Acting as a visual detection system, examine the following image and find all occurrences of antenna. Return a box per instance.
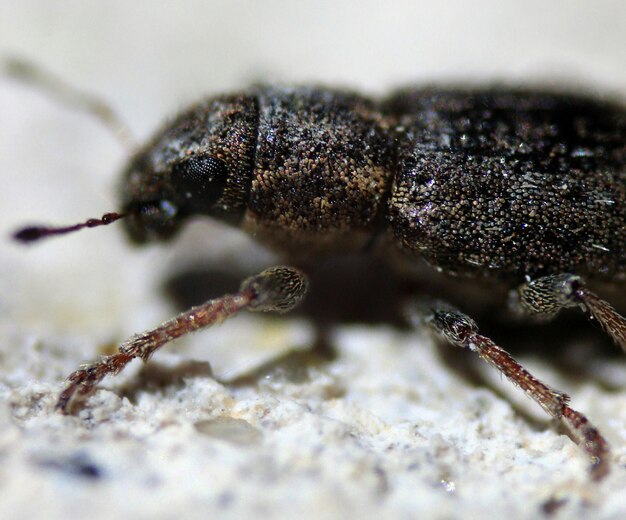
[3,56,136,151]
[13,212,126,243]
[5,58,136,244]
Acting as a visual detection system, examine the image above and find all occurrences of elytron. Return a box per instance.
[14,80,626,480]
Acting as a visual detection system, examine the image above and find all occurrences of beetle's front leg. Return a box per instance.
[57,267,308,414]
[512,273,626,352]
[406,300,610,481]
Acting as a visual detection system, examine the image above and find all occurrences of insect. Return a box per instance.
[13,74,626,481]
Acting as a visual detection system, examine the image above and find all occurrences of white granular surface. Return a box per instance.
[1,2,626,519]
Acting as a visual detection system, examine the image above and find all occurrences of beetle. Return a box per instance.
[14,81,626,481]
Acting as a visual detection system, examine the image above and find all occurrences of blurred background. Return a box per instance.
[0,0,624,332]
[0,0,625,338]
[0,3,625,517]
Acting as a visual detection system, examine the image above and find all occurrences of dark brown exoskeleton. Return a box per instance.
[14,83,626,481]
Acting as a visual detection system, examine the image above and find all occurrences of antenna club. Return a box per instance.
[13,227,47,243]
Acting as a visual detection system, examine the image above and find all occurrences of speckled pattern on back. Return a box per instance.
[243,86,395,257]
[386,89,626,280]
[118,86,626,283]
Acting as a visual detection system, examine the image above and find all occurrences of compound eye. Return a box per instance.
[172,155,228,212]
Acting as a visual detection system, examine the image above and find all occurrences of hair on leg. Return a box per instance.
[406,299,610,481]
[57,267,308,414]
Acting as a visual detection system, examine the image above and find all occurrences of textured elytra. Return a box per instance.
[120,86,626,285]
[386,90,626,281]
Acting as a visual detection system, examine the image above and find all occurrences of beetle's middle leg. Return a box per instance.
[56,266,308,414]
[512,273,626,352]
[406,299,610,481]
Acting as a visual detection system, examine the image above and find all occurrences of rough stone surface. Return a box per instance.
[1,2,626,520]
